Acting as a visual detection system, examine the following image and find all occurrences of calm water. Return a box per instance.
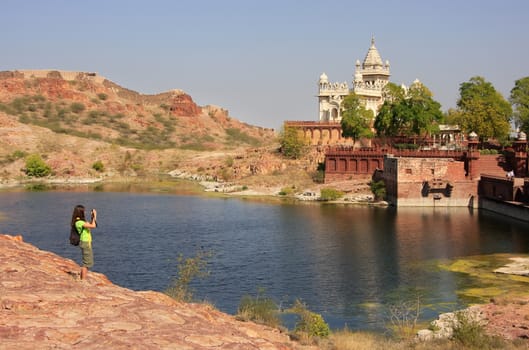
[1,190,529,330]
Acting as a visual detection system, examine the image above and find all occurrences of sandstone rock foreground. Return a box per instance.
[0,234,301,349]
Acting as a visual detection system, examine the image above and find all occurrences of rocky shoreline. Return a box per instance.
[0,234,310,349]
[0,177,105,189]
[0,174,381,206]
[3,233,529,349]
[417,256,529,342]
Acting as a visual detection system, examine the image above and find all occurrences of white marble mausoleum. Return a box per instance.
[318,37,390,122]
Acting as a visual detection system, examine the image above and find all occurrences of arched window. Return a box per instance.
[331,108,338,120]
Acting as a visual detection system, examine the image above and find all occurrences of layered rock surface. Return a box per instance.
[0,234,304,349]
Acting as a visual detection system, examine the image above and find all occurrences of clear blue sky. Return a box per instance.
[2,0,528,129]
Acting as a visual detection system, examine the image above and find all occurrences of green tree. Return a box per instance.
[510,76,529,134]
[381,81,406,103]
[444,108,463,125]
[455,76,512,144]
[24,154,51,177]
[374,101,397,138]
[340,93,374,146]
[279,125,309,159]
[374,81,442,139]
[375,83,406,138]
[405,81,443,137]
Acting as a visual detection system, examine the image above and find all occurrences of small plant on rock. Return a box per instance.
[24,154,51,177]
[370,180,386,201]
[7,150,27,162]
[312,162,325,183]
[319,188,343,201]
[237,288,281,328]
[451,310,503,349]
[279,186,296,196]
[92,160,105,172]
[70,102,85,113]
[225,156,234,167]
[290,299,330,338]
[165,250,212,302]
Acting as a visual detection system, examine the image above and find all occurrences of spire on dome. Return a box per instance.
[363,36,383,68]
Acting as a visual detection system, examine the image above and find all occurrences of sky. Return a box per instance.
[1,0,528,130]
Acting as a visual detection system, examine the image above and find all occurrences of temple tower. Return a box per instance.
[352,37,391,115]
[317,37,390,122]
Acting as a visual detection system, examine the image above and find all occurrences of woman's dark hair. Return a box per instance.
[71,205,86,227]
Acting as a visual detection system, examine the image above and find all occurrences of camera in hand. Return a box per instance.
[91,209,97,227]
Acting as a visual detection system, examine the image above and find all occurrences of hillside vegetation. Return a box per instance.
[0,71,272,150]
[0,70,317,187]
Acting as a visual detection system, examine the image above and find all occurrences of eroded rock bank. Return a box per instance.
[0,234,309,349]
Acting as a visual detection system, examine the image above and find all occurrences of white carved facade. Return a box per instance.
[318,38,390,122]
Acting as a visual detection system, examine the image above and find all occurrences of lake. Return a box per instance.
[1,189,529,331]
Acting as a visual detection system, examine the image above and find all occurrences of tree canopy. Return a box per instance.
[374,81,443,138]
[340,92,374,146]
[381,81,406,103]
[453,76,512,143]
[279,125,309,159]
[510,76,529,135]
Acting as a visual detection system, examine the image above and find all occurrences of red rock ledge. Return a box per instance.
[0,234,304,349]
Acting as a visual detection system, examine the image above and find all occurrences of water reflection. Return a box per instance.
[1,192,529,330]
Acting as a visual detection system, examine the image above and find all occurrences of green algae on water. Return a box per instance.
[439,254,529,304]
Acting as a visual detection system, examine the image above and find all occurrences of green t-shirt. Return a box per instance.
[75,220,92,243]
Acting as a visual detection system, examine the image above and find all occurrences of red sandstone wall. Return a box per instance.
[396,180,477,207]
[392,157,466,182]
[384,157,478,207]
[474,154,508,178]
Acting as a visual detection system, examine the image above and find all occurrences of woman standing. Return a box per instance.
[71,205,97,280]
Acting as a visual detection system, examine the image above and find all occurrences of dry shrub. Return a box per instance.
[329,331,390,350]
[387,295,421,340]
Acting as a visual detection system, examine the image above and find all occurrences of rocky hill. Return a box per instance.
[0,70,273,149]
[0,234,314,349]
[0,70,327,189]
